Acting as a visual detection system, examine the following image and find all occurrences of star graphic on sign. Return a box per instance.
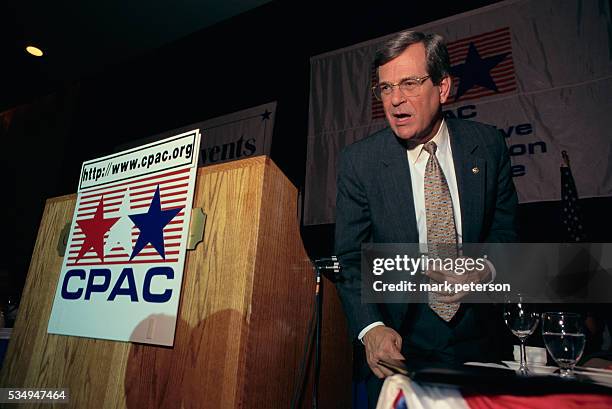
[261,109,271,120]
[104,188,135,256]
[450,42,509,101]
[129,185,183,260]
[76,197,120,262]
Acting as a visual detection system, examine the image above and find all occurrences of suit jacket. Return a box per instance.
[334,118,518,369]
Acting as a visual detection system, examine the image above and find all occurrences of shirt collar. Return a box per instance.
[406,119,449,165]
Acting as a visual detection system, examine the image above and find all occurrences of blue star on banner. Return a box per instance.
[261,109,271,120]
[129,186,183,260]
[450,42,509,101]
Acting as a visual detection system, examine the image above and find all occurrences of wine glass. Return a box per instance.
[504,294,540,375]
[542,312,585,378]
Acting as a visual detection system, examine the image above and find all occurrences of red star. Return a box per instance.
[76,197,119,262]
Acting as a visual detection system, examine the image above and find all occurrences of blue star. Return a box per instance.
[129,186,182,260]
[450,42,509,101]
[261,109,271,120]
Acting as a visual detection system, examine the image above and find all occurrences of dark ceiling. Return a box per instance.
[1,0,272,112]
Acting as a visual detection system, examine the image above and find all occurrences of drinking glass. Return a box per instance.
[542,312,585,378]
[504,294,540,375]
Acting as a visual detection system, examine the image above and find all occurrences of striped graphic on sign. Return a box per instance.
[66,167,190,266]
[371,65,386,120]
[447,27,516,103]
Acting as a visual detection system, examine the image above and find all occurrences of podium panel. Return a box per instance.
[1,156,351,408]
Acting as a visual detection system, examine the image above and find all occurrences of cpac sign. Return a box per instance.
[61,267,174,303]
[48,130,201,346]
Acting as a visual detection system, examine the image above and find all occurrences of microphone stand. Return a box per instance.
[311,257,340,409]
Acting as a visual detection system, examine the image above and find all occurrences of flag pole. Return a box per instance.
[561,150,570,167]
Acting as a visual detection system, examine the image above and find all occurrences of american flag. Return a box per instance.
[66,167,190,266]
[561,151,586,242]
[447,27,516,103]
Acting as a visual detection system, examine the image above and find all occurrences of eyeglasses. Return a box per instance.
[372,75,431,100]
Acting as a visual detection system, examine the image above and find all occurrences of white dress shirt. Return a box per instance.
[358,119,462,342]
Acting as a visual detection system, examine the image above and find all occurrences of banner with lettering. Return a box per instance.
[304,0,612,225]
[48,130,201,346]
[118,102,276,167]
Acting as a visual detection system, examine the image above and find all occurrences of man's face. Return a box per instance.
[378,43,451,142]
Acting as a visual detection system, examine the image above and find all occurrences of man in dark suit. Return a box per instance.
[334,30,518,405]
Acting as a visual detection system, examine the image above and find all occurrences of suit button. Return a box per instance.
[472,167,480,174]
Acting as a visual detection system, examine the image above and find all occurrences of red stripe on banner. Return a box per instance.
[66,259,179,266]
[130,188,188,201]
[68,247,181,256]
[67,250,180,261]
[446,27,509,49]
[489,74,517,84]
[69,240,182,250]
[81,187,127,201]
[130,200,186,210]
[450,45,512,63]
[371,65,384,120]
[448,35,512,53]
[77,182,187,210]
[115,175,190,196]
[163,235,182,240]
[131,239,183,244]
[71,222,185,237]
[71,224,185,242]
[122,230,185,237]
[76,207,121,218]
[80,192,125,206]
[490,64,515,75]
[448,36,511,55]
[130,196,186,207]
[130,182,189,196]
[77,201,122,212]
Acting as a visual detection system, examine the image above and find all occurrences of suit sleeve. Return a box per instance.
[485,131,519,243]
[334,148,383,340]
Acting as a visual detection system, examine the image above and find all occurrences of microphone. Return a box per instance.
[313,256,342,282]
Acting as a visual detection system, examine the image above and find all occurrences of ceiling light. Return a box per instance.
[26,46,44,57]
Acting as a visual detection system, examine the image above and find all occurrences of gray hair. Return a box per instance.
[374,30,451,85]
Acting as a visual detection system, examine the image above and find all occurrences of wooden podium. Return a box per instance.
[0,157,352,408]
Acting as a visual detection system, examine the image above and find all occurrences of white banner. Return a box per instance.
[48,130,201,346]
[305,0,612,225]
[196,102,276,166]
[120,102,277,167]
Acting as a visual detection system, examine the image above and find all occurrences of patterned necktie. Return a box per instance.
[423,141,460,321]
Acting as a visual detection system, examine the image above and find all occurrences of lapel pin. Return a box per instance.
[472,166,480,174]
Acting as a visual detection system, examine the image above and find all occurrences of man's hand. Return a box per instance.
[362,326,404,379]
[425,257,492,302]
